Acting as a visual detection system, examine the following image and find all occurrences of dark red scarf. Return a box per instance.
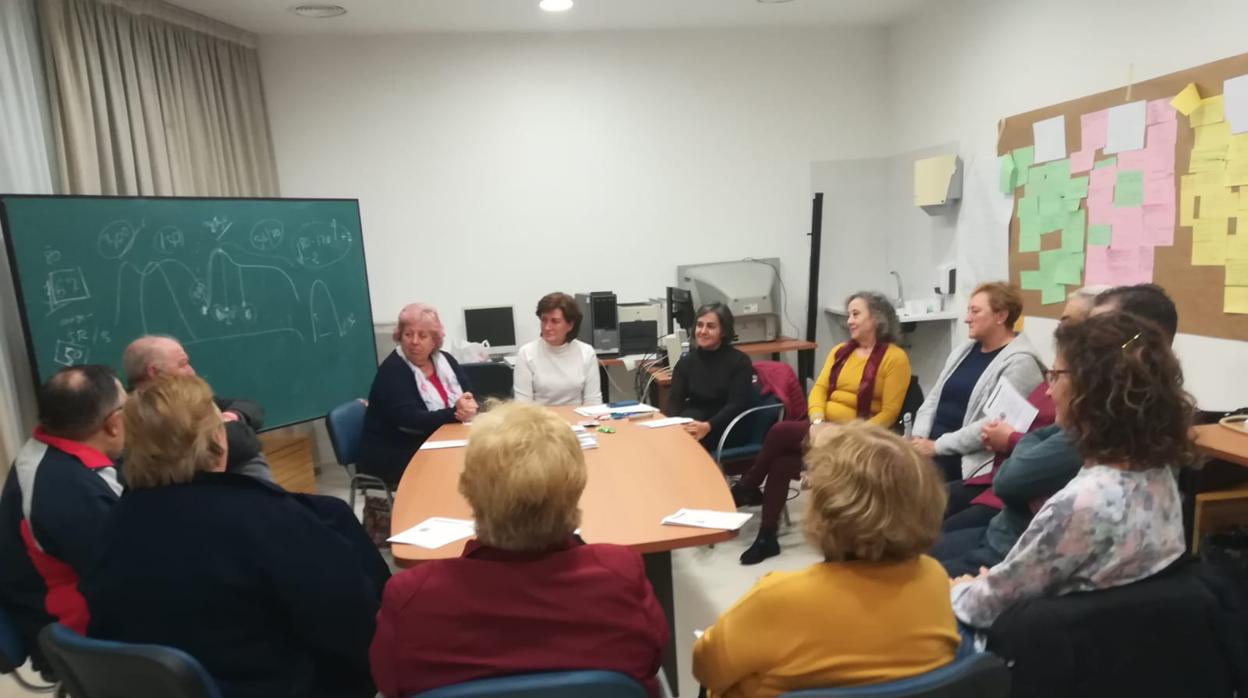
[826,341,889,418]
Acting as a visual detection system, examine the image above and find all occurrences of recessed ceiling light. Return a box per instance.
[291,4,347,18]
[539,0,574,12]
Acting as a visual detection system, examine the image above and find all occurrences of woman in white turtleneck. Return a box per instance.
[513,292,603,406]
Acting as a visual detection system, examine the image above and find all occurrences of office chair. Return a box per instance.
[38,624,221,698]
[410,669,648,698]
[325,399,393,509]
[0,602,55,692]
[779,653,1010,698]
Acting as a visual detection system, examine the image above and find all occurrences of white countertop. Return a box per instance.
[825,307,959,323]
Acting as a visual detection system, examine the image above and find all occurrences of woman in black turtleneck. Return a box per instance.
[665,303,754,450]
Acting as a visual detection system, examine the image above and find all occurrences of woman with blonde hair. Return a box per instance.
[359,302,478,486]
[694,422,959,698]
[371,402,667,697]
[83,375,388,698]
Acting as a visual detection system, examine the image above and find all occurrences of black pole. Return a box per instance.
[802,193,823,387]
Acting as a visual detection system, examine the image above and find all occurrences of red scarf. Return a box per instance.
[826,341,889,419]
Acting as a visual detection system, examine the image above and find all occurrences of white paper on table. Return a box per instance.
[419,439,469,450]
[661,508,753,531]
[1224,74,1248,135]
[1032,115,1067,163]
[1105,100,1146,154]
[387,517,475,548]
[639,417,694,429]
[574,403,658,417]
[982,382,1039,433]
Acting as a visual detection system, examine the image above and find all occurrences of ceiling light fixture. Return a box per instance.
[539,0,574,12]
[291,4,347,19]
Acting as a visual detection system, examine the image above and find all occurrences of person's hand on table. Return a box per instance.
[455,392,478,423]
[683,420,711,441]
[910,437,936,458]
[980,418,1016,452]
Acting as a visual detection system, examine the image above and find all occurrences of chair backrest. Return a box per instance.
[895,376,924,432]
[410,670,648,698]
[779,653,1010,698]
[459,362,515,402]
[38,624,222,698]
[0,601,27,674]
[325,399,367,466]
[753,360,806,421]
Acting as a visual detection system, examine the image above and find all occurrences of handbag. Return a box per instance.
[362,493,392,548]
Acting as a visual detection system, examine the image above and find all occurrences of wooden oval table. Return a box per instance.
[391,406,738,695]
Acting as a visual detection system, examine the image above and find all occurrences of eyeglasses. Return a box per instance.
[1044,369,1071,384]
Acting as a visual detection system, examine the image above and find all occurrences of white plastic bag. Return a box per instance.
[444,337,492,364]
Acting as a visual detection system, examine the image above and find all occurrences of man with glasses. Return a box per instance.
[0,365,127,671]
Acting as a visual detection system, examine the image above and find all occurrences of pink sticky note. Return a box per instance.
[1116,149,1149,171]
[1144,173,1175,207]
[1147,120,1178,146]
[1110,207,1145,249]
[1147,98,1177,125]
[1081,110,1109,152]
[1143,203,1175,246]
[1087,199,1113,227]
[1144,146,1176,177]
[1070,149,1095,173]
[1085,245,1111,285]
[1136,246,1156,282]
[1105,247,1147,285]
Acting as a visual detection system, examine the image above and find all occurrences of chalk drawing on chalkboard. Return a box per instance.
[43,248,61,265]
[249,219,284,252]
[45,268,90,315]
[309,279,357,342]
[153,226,186,255]
[53,340,89,367]
[183,327,307,347]
[97,220,142,260]
[206,249,300,305]
[295,219,353,270]
[204,216,233,240]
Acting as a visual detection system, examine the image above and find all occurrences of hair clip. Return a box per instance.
[1121,332,1141,350]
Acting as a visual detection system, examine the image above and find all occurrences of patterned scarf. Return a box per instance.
[398,348,464,409]
[826,341,889,418]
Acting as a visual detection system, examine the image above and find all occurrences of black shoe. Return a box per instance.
[739,530,780,565]
[731,483,764,508]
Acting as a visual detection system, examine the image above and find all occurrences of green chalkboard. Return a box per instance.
[1,195,376,429]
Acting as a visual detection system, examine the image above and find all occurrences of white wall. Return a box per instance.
[887,0,1248,410]
[259,27,892,349]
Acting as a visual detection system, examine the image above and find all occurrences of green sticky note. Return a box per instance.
[1055,252,1084,284]
[1094,157,1118,169]
[1038,195,1065,218]
[1063,195,1083,212]
[1066,176,1089,199]
[1020,214,1044,239]
[1013,147,1035,186]
[1045,159,1072,183]
[1019,227,1041,253]
[1041,283,1067,305]
[1017,195,1039,220]
[1088,224,1112,246]
[1019,269,1044,291]
[1040,213,1065,234]
[1114,170,1145,207]
[1062,210,1086,252]
[999,154,1017,194]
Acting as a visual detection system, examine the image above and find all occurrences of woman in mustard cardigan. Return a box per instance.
[731,291,911,565]
[695,422,958,698]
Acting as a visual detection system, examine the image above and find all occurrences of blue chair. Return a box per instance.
[0,602,55,692]
[713,381,785,468]
[326,398,393,509]
[37,624,221,698]
[410,669,648,698]
[778,653,1010,698]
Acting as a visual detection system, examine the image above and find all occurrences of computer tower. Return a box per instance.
[575,292,619,355]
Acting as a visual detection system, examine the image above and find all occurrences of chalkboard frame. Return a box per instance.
[0,193,378,431]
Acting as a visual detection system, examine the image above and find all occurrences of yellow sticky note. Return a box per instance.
[1228,260,1248,285]
[1194,218,1229,265]
[1226,286,1248,314]
[1172,83,1203,116]
[1200,189,1240,219]
[1195,121,1232,152]
[1227,158,1248,187]
[1192,95,1226,127]
[1185,171,1225,195]
[1181,190,1197,226]
[1241,191,1248,212]
[1230,133,1248,159]
[1229,231,1248,260]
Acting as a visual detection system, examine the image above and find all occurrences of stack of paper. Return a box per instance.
[661,508,753,531]
[387,517,475,548]
[419,439,468,451]
[639,417,694,429]
[574,403,658,418]
[982,382,1039,432]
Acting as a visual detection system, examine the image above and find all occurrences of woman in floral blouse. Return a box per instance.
[950,311,1194,629]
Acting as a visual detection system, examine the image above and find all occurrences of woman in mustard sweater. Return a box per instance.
[695,422,958,698]
[732,291,911,564]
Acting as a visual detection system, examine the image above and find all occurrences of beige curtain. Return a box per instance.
[37,0,279,196]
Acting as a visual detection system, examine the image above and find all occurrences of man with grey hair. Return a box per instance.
[123,335,273,482]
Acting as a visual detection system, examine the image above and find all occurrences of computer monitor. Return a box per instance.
[666,286,694,334]
[463,306,517,354]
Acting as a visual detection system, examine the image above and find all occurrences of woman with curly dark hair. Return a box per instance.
[950,311,1194,629]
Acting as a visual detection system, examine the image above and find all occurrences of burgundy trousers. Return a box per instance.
[736,420,809,530]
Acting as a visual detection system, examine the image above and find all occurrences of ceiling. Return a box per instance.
[165,0,937,35]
